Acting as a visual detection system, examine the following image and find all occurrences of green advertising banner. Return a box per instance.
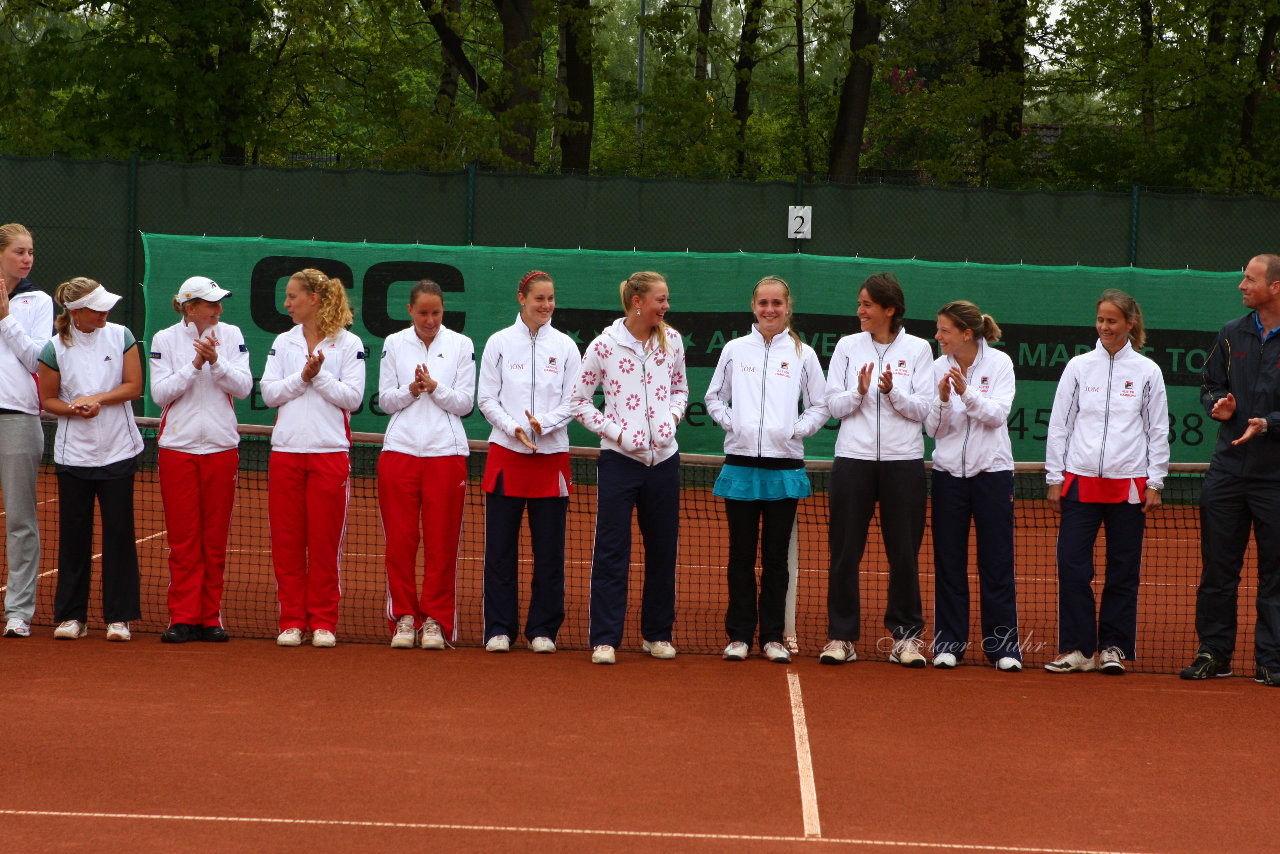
[141,234,1243,462]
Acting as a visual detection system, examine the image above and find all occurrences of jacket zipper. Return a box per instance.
[1098,349,1115,475]
[528,326,538,450]
[757,336,771,456]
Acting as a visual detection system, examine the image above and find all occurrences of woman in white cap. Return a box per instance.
[0,223,52,640]
[38,277,144,641]
[149,276,252,643]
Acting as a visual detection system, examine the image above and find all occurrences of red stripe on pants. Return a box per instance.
[269,451,350,633]
[378,451,466,639]
[159,448,239,626]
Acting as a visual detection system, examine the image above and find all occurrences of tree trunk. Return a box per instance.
[436,0,462,112]
[827,1,881,180]
[976,0,1026,172]
[796,0,812,174]
[1137,0,1156,141]
[559,0,594,172]
[422,0,541,167]
[1241,13,1280,156]
[695,0,713,82]
[731,0,765,176]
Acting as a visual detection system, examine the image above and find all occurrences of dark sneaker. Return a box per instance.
[1255,663,1280,687]
[1180,650,1232,680]
[201,625,230,642]
[161,623,199,644]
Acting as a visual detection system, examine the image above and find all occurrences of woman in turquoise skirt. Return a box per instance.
[704,277,829,662]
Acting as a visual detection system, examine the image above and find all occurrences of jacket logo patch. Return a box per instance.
[239,344,248,353]
[548,356,557,366]
[103,355,112,361]
[149,351,162,359]
[897,360,906,368]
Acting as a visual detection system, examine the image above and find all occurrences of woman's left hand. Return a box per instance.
[877,367,894,394]
[1141,487,1162,513]
[69,395,102,419]
[947,366,967,396]
[525,410,543,436]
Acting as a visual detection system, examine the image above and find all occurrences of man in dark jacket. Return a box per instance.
[1182,254,1280,686]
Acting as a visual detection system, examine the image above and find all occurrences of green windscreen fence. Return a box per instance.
[141,234,1239,463]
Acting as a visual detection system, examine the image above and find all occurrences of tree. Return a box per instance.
[827,1,882,180]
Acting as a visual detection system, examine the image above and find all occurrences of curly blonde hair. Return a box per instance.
[291,268,353,340]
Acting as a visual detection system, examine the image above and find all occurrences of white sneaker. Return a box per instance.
[642,639,677,659]
[276,628,304,647]
[4,618,31,638]
[1045,650,1096,673]
[105,622,131,642]
[819,639,855,664]
[591,644,616,664]
[312,629,336,648]
[890,636,926,668]
[1099,646,1126,674]
[54,619,87,639]
[419,618,445,650]
[528,636,556,654]
[485,634,511,653]
[723,641,749,661]
[763,641,791,663]
[390,616,416,649]
[784,635,800,656]
[932,652,957,669]
[995,656,1023,672]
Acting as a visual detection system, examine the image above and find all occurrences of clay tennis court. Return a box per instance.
[2,635,1271,852]
[1,431,1271,852]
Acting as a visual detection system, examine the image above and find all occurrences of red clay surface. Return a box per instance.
[1,635,1274,853]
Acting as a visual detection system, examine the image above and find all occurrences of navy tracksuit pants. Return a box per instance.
[482,476,568,644]
[931,469,1021,662]
[1055,479,1145,659]
[588,450,680,648]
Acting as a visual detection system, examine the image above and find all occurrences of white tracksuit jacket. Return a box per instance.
[149,320,253,453]
[825,328,934,461]
[477,316,581,456]
[924,340,1016,477]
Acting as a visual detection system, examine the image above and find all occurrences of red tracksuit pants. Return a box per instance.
[378,451,466,640]
[159,448,238,627]
[269,451,350,633]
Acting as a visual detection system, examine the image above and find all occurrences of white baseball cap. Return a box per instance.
[177,276,232,304]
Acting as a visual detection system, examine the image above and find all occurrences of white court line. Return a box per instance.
[788,670,821,837]
[0,809,1156,852]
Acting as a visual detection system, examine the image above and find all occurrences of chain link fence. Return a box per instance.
[2,154,1277,333]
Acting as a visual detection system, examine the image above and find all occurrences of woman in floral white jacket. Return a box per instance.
[571,271,688,665]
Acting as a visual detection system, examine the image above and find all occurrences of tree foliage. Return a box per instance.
[0,0,1277,192]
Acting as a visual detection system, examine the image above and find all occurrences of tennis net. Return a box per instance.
[5,417,1239,675]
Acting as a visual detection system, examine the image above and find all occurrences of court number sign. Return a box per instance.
[789,206,813,240]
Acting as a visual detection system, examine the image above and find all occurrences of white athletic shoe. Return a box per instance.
[419,618,446,650]
[54,620,87,640]
[4,618,31,638]
[1045,650,1096,673]
[890,637,926,668]
[1099,646,1126,674]
[995,657,1023,672]
[485,634,511,653]
[932,652,958,669]
[763,641,791,663]
[528,636,556,654]
[642,640,677,659]
[311,629,336,648]
[723,641,749,661]
[591,644,616,665]
[276,628,304,647]
[819,639,855,664]
[390,616,416,649]
[105,622,131,642]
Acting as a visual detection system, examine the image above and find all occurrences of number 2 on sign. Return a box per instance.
[788,205,812,240]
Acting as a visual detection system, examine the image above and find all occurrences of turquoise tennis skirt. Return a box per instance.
[712,463,812,501]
